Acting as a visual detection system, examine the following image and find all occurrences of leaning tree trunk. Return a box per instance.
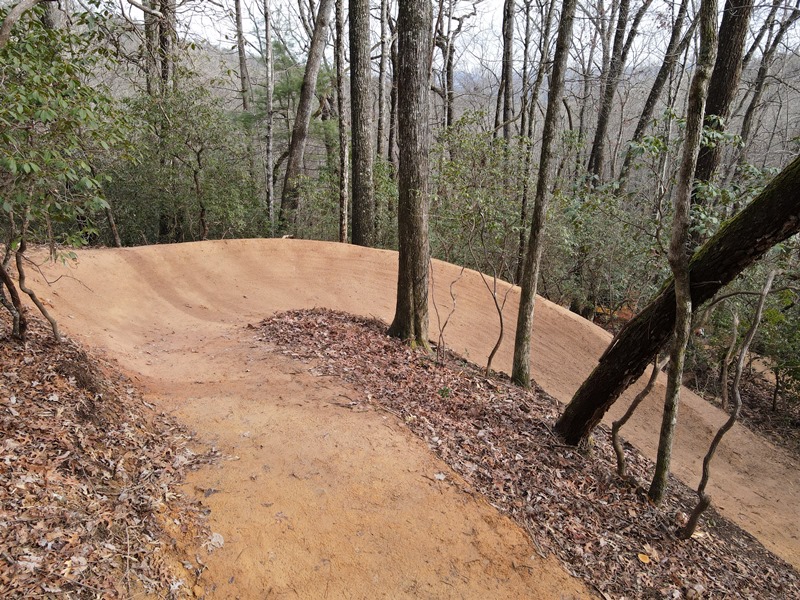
[387,0,432,348]
[511,0,578,387]
[280,0,334,229]
[349,0,376,247]
[555,153,800,445]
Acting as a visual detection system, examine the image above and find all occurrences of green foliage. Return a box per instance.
[103,85,263,244]
[430,113,522,280]
[294,172,340,241]
[755,276,800,406]
[0,3,128,246]
[540,183,668,320]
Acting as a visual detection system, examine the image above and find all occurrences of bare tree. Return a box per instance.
[618,0,693,186]
[586,0,655,183]
[512,0,579,387]
[680,270,776,538]
[280,0,335,229]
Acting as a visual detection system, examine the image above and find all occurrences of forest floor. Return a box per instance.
[5,238,799,597]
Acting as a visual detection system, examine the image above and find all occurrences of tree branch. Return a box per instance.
[0,0,44,50]
[126,0,164,18]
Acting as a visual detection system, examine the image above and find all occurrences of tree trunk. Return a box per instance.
[719,310,739,410]
[335,0,349,243]
[618,0,692,186]
[555,152,800,445]
[158,0,176,92]
[388,0,432,348]
[500,0,515,142]
[106,207,122,247]
[587,0,654,183]
[0,0,42,51]
[586,0,630,183]
[349,0,376,246]
[144,0,159,95]
[377,0,389,157]
[280,0,335,229]
[511,0,578,387]
[387,29,399,170]
[648,0,717,505]
[0,262,27,339]
[517,0,556,284]
[235,0,253,111]
[264,0,275,226]
[692,0,753,186]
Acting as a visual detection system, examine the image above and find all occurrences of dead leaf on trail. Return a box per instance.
[205,532,225,553]
[637,553,651,564]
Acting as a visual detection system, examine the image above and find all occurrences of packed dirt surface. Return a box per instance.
[31,239,591,598]
[30,239,799,587]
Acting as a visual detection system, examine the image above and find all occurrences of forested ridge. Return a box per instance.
[1,0,800,595]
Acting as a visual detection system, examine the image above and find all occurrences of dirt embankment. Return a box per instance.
[29,239,799,589]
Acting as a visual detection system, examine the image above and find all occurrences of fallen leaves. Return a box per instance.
[259,308,800,599]
[1,318,216,598]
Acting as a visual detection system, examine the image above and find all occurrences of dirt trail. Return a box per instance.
[31,239,799,580]
[32,239,590,599]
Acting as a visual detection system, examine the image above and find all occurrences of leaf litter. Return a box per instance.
[258,308,799,599]
[1,318,218,598]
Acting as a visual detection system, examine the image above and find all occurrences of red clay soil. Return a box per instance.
[29,239,799,592]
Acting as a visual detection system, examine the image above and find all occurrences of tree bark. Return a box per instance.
[512,0,578,386]
[692,0,753,185]
[235,0,253,111]
[555,153,800,445]
[264,0,275,226]
[587,0,654,183]
[377,0,389,157]
[335,0,349,243]
[388,0,432,347]
[500,0,515,142]
[0,0,42,51]
[280,0,335,229]
[349,0,376,246]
